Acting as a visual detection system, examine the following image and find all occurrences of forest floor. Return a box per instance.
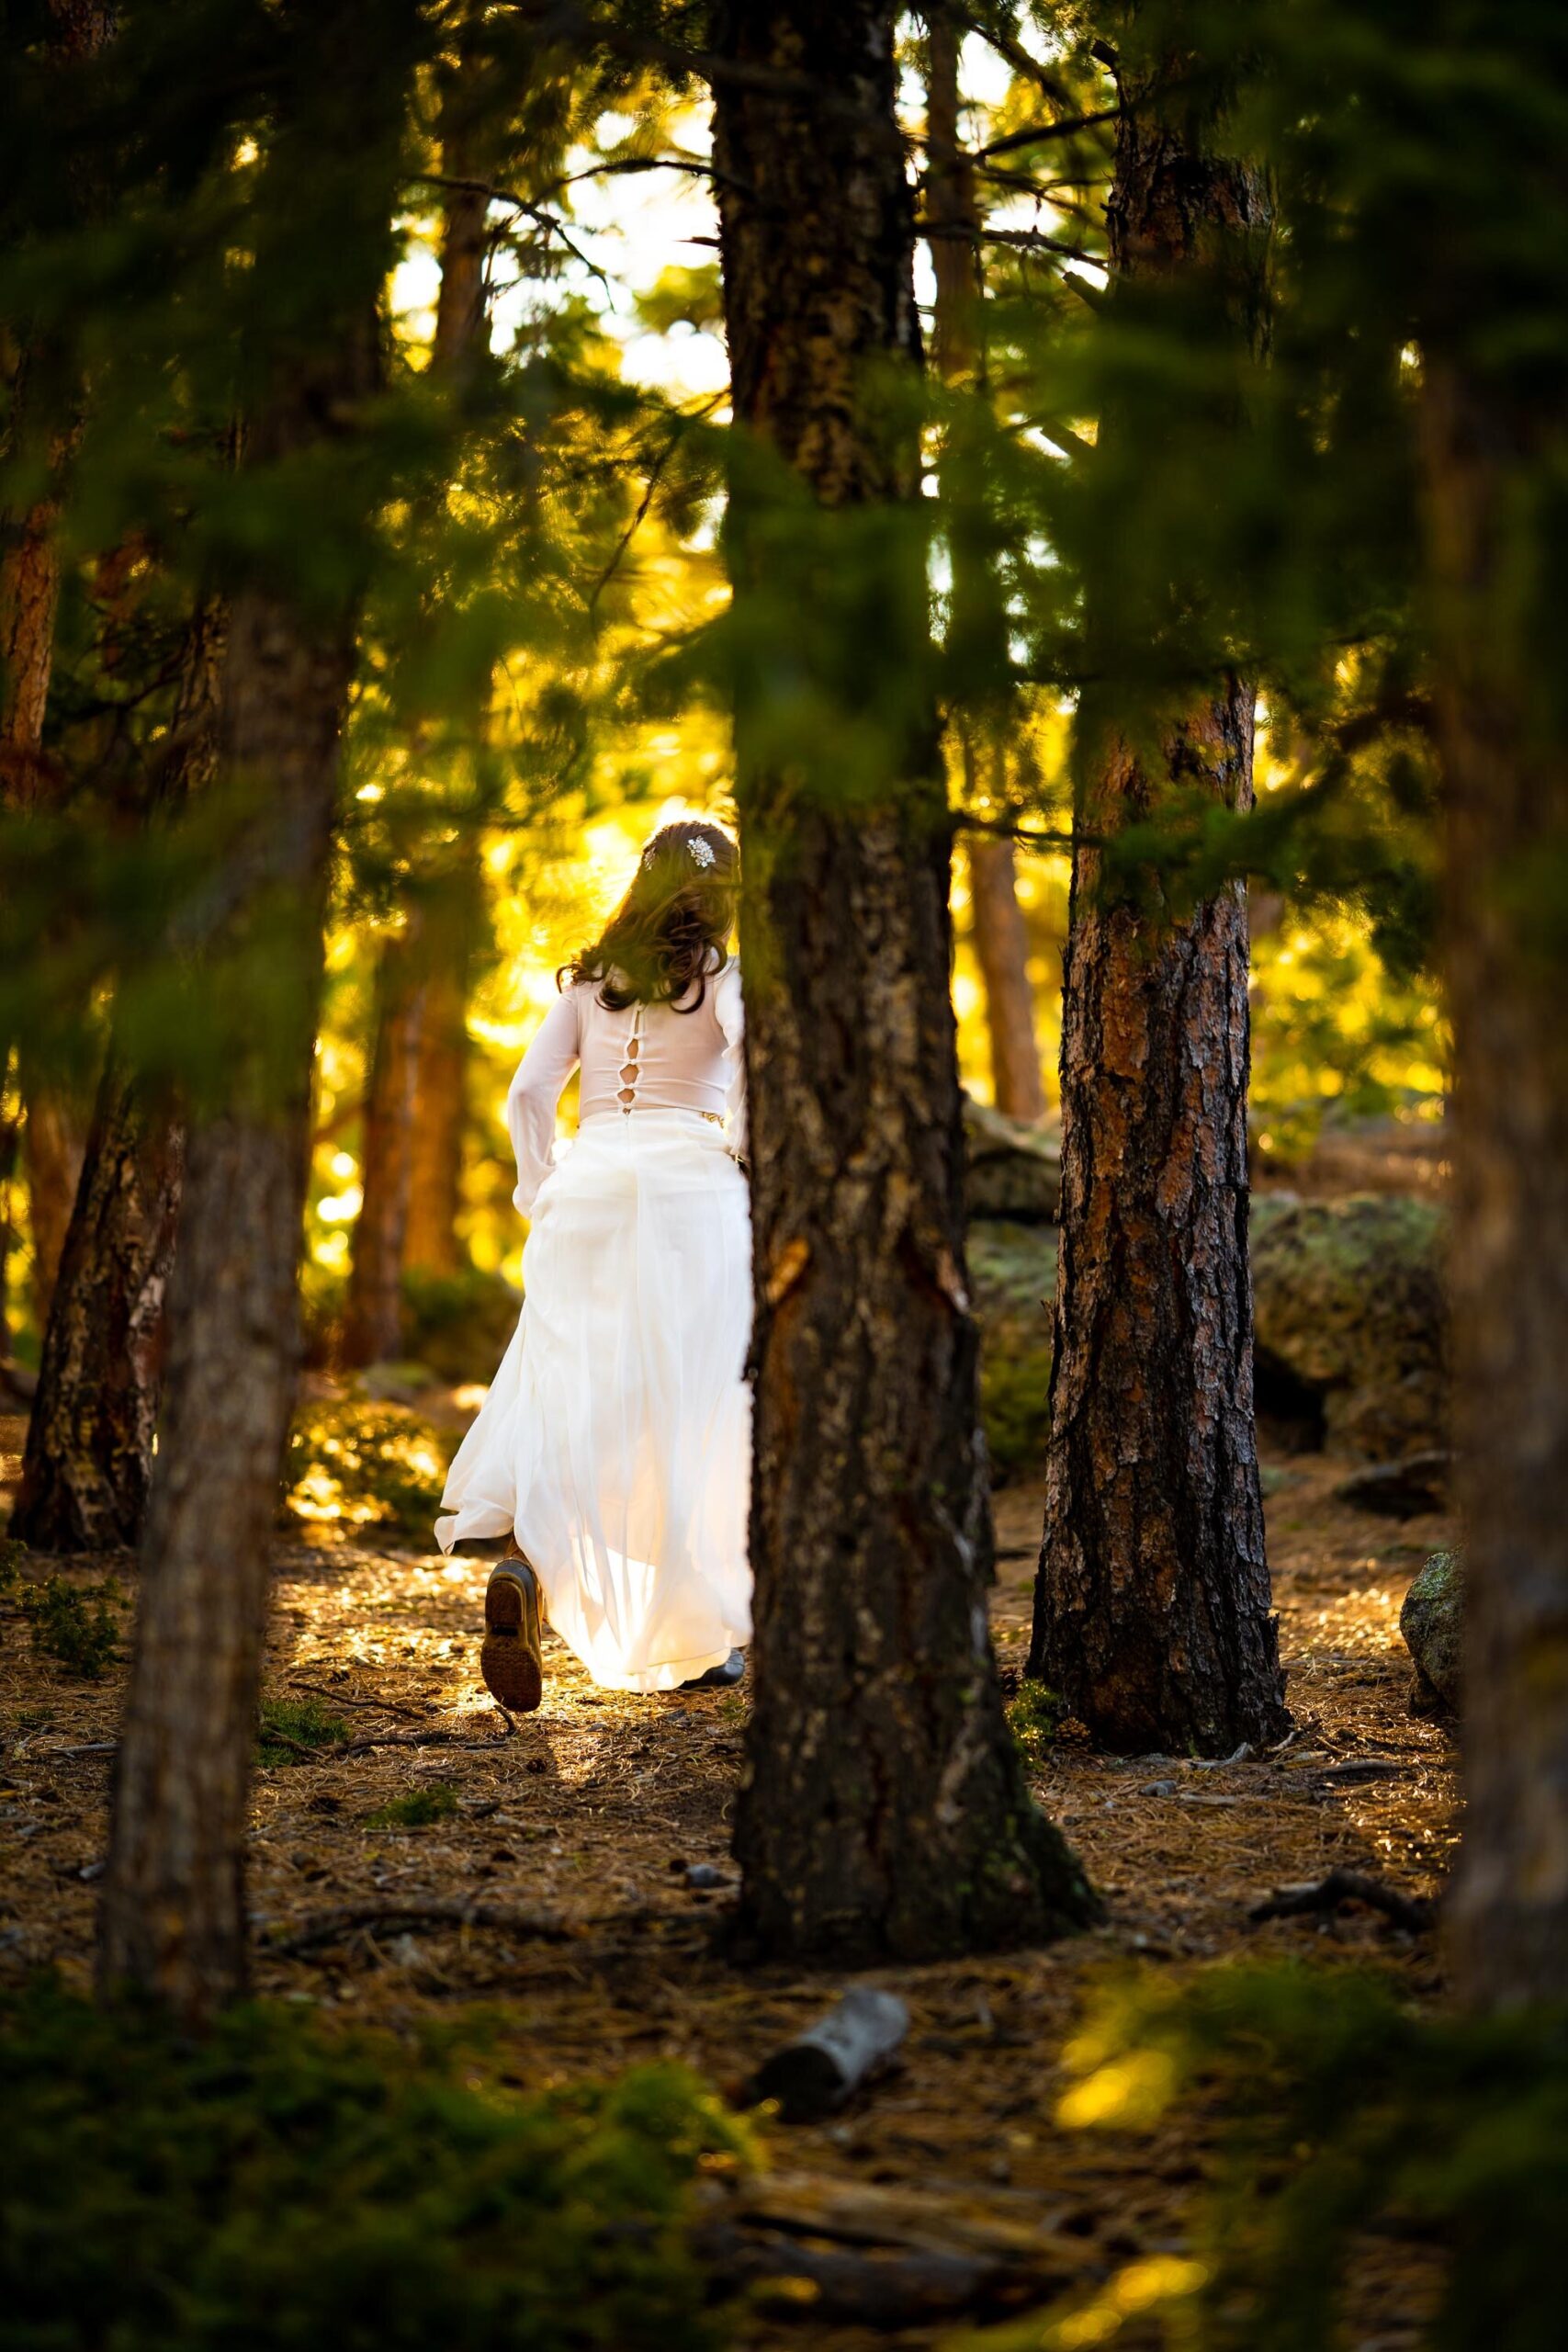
[0,1409,1458,2349]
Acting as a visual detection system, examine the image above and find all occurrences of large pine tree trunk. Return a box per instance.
[98,560,366,2015]
[925,10,1046,1125]
[97,0,412,2017]
[1027,71,1287,1756]
[713,0,1094,1964]
[1425,366,1568,2007]
[10,594,224,1551]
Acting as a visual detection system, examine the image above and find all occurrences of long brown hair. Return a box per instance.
[560,820,739,1012]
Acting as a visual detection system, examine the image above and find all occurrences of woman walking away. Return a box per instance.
[437,820,751,1707]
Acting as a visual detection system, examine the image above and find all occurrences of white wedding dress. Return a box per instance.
[435,958,753,1691]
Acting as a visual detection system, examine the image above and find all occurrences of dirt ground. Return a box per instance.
[0,1408,1457,2347]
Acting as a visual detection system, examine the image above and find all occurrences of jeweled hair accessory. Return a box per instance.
[642,835,717,870]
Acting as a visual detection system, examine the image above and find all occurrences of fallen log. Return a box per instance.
[1249,1868,1435,1933]
[750,1987,909,2122]
[264,1899,578,1957]
[696,2169,1094,2327]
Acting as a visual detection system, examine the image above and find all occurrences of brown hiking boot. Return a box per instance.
[480,1547,544,1713]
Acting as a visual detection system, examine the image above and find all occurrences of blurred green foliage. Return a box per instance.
[283,1399,453,1538]
[0,1978,748,2352]
[976,1963,1568,2352]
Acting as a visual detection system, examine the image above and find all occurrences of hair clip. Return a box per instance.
[642,835,718,871]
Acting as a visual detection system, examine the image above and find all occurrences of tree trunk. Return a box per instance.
[1424,365,1568,2007]
[97,0,412,2018]
[968,831,1047,1122]
[11,1062,183,1546]
[713,0,1095,1964]
[0,1066,19,1368]
[97,572,367,2017]
[1027,71,1287,1755]
[1,4,118,1315]
[18,1087,85,1322]
[403,952,468,1274]
[924,7,1047,1125]
[343,927,423,1364]
[0,477,66,811]
[10,593,225,1552]
[350,154,489,1303]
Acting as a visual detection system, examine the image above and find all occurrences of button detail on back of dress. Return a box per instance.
[618,1005,643,1113]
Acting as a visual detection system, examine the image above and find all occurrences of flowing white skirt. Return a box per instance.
[435,1110,752,1692]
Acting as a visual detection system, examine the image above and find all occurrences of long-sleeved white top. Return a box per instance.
[505,956,746,1215]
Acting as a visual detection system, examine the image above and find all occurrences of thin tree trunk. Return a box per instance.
[968,831,1047,1122]
[713,0,1095,1964]
[10,593,225,1551]
[350,152,488,1306]
[11,1064,183,1546]
[0,1063,19,1368]
[403,952,468,1273]
[343,927,423,1364]
[97,0,413,2017]
[18,1090,85,1321]
[1425,365,1568,2007]
[924,6,1047,1125]
[2,378,78,1336]
[1,2,117,1317]
[1028,66,1287,1755]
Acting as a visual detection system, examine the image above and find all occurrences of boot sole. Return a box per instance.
[481,1559,544,1713]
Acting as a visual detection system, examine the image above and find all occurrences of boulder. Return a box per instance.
[1400,1547,1463,1719]
[969,1219,1057,1480]
[1334,1449,1451,1519]
[963,1094,1061,1224]
[1250,1192,1447,1459]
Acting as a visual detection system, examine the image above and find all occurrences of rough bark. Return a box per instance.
[714,0,1095,1963]
[97,0,411,2017]
[1424,366,1568,2007]
[10,595,225,1551]
[0,477,66,811]
[97,575,365,2014]
[343,927,423,1364]
[11,1064,183,1546]
[924,7,1047,1125]
[1028,74,1287,1755]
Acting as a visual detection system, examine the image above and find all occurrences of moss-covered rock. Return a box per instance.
[970,1219,1058,1480]
[1249,1192,1447,1459]
[964,1094,1061,1223]
[1400,1546,1463,1719]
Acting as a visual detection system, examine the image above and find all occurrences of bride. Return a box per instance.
[436,820,752,1708]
